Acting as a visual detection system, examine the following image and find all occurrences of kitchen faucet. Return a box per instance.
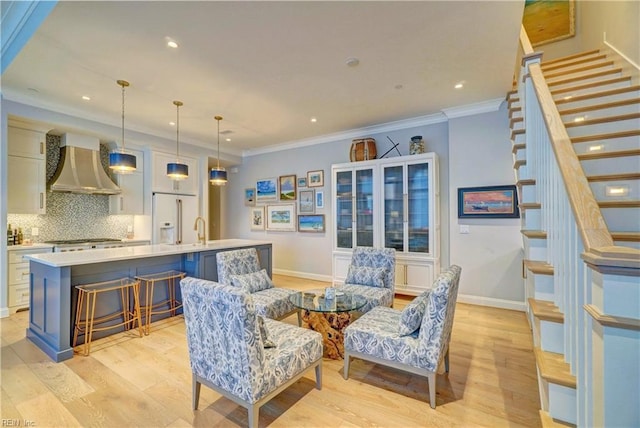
[193,216,206,245]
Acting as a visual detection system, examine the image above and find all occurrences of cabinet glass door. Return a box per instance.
[407,162,429,253]
[355,169,374,247]
[383,165,404,250]
[335,170,353,248]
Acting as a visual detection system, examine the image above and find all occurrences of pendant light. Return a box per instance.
[109,80,137,173]
[166,100,189,180]
[209,115,227,185]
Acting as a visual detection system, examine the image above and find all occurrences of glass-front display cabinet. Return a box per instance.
[334,167,375,249]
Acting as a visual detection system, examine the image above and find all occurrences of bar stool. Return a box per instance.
[135,270,186,335]
[73,277,143,356]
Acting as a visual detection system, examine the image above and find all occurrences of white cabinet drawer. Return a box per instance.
[9,263,30,284]
[8,248,52,263]
[9,284,30,307]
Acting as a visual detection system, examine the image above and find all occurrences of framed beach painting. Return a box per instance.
[256,177,278,202]
[315,191,324,209]
[279,174,297,200]
[250,206,265,230]
[307,170,324,187]
[266,204,297,231]
[298,214,325,233]
[297,177,307,188]
[458,185,520,219]
[244,188,256,206]
[523,0,575,47]
[299,189,314,214]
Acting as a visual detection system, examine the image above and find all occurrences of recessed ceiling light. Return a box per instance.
[167,40,178,49]
[589,144,603,152]
[564,95,573,100]
[169,121,176,126]
[454,82,464,89]
[345,57,359,67]
[605,185,629,196]
[82,95,91,101]
[310,117,317,123]
[225,138,232,142]
[574,116,585,122]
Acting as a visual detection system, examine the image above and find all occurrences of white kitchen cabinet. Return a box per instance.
[7,126,47,214]
[109,149,144,215]
[152,151,198,195]
[6,246,53,314]
[332,153,440,296]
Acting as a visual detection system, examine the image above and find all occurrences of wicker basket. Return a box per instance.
[350,138,377,162]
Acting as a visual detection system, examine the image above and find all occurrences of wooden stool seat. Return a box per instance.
[135,270,186,335]
[73,277,143,356]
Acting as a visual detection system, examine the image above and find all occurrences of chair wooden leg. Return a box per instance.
[297,310,302,327]
[427,372,436,409]
[192,374,201,410]
[315,362,323,390]
[444,348,450,373]
[248,404,259,428]
[343,354,351,380]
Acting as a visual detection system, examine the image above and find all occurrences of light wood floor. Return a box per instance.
[1,275,541,427]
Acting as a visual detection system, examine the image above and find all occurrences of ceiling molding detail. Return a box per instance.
[442,98,505,119]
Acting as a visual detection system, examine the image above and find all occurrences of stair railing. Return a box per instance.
[517,25,639,427]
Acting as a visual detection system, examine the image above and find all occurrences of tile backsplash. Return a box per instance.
[7,134,134,242]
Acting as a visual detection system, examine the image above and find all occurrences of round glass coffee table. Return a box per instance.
[288,289,367,359]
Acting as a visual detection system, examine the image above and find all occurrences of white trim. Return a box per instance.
[604,40,640,71]
[441,98,504,119]
[273,268,333,283]
[0,307,9,319]
[457,293,526,312]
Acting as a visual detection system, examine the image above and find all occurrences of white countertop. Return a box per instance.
[26,239,271,267]
[7,243,54,251]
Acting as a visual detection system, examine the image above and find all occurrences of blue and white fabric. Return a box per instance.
[339,247,396,313]
[398,290,430,336]
[181,276,322,404]
[344,265,462,372]
[216,248,262,286]
[230,269,274,293]
[348,247,396,291]
[344,265,386,288]
[338,283,393,314]
[251,288,297,320]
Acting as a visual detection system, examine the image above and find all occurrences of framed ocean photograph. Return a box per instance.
[256,177,278,202]
[279,174,297,200]
[298,214,325,233]
[307,169,324,187]
[299,189,314,214]
[523,0,575,47]
[266,204,297,231]
[244,188,256,206]
[250,206,265,230]
[458,185,520,219]
[297,177,307,188]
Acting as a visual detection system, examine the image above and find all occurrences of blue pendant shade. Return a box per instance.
[109,151,137,173]
[209,167,227,185]
[167,162,189,180]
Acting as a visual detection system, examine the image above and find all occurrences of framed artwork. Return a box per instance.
[298,214,325,233]
[250,206,265,230]
[523,0,575,47]
[244,188,256,206]
[279,174,297,200]
[299,189,315,214]
[256,177,278,202]
[458,185,520,219]
[315,190,324,209]
[307,169,324,187]
[266,204,297,231]
[297,177,307,188]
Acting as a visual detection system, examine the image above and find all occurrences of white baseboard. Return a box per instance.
[457,293,526,312]
[0,307,9,318]
[273,269,333,283]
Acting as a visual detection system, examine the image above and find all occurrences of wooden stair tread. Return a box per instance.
[522,229,546,239]
[541,49,600,67]
[587,172,640,182]
[512,143,525,154]
[565,112,640,128]
[543,60,615,80]
[571,130,640,144]
[542,53,607,73]
[578,148,640,161]
[517,178,536,186]
[539,410,576,428]
[514,159,526,169]
[546,68,623,88]
[555,85,640,106]
[510,128,525,141]
[550,76,632,96]
[510,116,524,128]
[559,98,640,116]
[524,260,554,275]
[528,298,564,323]
[534,347,577,389]
[598,200,640,208]
[520,202,541,209]
[611,232,640,242]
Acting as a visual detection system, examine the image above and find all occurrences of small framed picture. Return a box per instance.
[307,170,324,187]
[256,178,278,202]
[298,214,325,233]
[299,189,315,214]
[250,206,265,230]
[315,190,324,209]
[297,177,307,188]
[266,204,297,231]
[244,188,256,206]
[279,174,297,201]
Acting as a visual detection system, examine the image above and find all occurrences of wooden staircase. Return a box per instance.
[509,40,640,427]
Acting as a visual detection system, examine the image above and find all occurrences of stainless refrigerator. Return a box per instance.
[152,193,199,244]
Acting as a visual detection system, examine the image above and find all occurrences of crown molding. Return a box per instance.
[441,97,504,119]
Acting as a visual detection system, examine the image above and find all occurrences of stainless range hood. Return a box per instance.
[48,133,122,195]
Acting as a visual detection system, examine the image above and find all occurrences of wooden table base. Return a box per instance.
[301,310,353,359]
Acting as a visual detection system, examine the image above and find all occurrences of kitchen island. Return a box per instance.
[26,239,272,362]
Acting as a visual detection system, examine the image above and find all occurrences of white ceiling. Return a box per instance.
[2,1,525,158]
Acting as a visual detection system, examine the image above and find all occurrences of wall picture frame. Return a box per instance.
[297,177,307,188]
[256,177,278,202]
[299,189,315,214]
[457,185,520,219]
[244,188,256,206]
[298,214,325,233]
[250,206,265,230]
[266,204,297,231]
[307,169,324,187]
[315,190,324,209]
[523,0,575,47]
[279,174,297,201]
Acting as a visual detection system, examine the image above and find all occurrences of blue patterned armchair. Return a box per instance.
[181,277,323,428]
[338,247,396,313]
[343,265,462,408]
[216,248,298,322]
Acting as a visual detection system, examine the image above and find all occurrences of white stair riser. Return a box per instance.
[556,90,640,110]
[590,180,640,201]
[561,103,640,121]
[580,155,640,176]
[572,135,640,155]
[524,236,547,261]
[552,79,633,98]
[549,383,578,425]
[514,147,526,161]
[533,274,554,301]
[512,120,525,131]
[519,184,536,203]
[510,109,523,120]
[549,72,623,91]
[516,164,532,180]
[543,54,608,70]
[601,207,640,231]
[523,208,541,230]
[566,118,640,137]
[615,240,640,250]
[545,63,616,80]
[540,320,564,354]
[513,132,526,144]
